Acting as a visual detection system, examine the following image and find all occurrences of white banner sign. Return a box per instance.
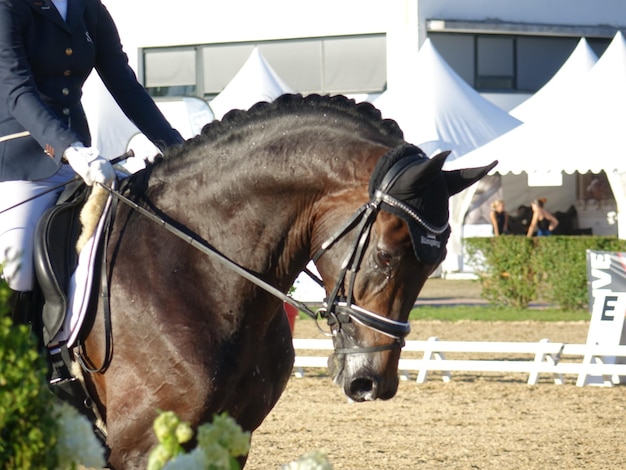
[585,250,626,385]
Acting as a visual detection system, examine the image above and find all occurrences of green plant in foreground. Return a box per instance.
[148,411,195,469]
[0,315,106,470]
[148,411,250,470]
[149,410,333,470]
[0,277,10,317]
[53,402,106,469]
[1,277,329,469]
[0,316,58,469]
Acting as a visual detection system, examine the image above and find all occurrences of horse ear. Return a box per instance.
[429,151,451,172]
[444,160,498,196]
[405,150,449,183]
[377,149,451,198]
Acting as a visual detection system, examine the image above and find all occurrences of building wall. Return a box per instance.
[102,0,389,68]
[102,0,625,101]
[418,0,626,29]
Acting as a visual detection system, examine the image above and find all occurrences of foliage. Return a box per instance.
[533,236,626,310]
[150,411,333,470]
[465,236,537,308]
[148,411,195,470]
[0,316,58,469]
[0,314,105,470]
[0,276,10,317]
[149,411,250,470]
[52,402,106,469]
[0,312,329,470]
[465,236,626,310]
[148,411,332,470]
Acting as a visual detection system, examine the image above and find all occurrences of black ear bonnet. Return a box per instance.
[368,144,451,264]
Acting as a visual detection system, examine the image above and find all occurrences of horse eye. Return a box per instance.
[376,250,393,267]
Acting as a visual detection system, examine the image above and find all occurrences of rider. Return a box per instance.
[0,0,184,322]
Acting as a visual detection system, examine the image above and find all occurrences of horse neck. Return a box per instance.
[148,143,372,292]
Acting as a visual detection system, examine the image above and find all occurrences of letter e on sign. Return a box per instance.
[601,295,618,321]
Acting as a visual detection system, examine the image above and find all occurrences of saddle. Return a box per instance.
[34,180,89,349]
[33,153,143,352]
[30,180,108,441]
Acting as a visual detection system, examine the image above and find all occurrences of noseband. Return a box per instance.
[311,155,449,354]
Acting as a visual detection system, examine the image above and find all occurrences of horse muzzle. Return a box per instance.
[328,327,402,402]
[329,353,401,402]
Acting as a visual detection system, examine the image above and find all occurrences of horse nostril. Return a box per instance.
[349,377,378,402]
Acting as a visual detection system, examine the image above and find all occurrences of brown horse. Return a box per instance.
[78,94,494,468]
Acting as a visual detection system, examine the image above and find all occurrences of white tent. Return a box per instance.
[82,79,214,161]
[449,37,600,243]
[373,39,522,162]
[81,75,139,159]
[121,96,215,173]
[374,39,522,272]
[510,38,598,122]
[209,47,294,120]
[445,31,626,260]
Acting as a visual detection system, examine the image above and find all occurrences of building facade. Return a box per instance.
[100,0,626,109]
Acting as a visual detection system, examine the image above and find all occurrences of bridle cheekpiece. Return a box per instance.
[311,149,449,354]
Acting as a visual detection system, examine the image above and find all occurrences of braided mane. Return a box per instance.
[165,94,405,160]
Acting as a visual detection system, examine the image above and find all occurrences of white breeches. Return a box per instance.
[0,165,75,291]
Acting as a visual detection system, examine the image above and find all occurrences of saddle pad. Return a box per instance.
[50,190,113,348]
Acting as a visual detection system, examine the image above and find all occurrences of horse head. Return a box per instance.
[312,144,496,401]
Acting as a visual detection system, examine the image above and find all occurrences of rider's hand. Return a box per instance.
[63,142,115,186]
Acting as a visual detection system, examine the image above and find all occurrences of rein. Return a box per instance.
[99,182,406,354]
[95,152,442,356]
[95,182,319,320]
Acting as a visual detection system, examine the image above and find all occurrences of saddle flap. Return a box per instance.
[34,184,89,346]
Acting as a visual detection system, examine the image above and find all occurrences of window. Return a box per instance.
[475,36,515,90]
[259,40,323,94]
[142,34,387,99]
[201,44,256,96]
[430,32,610,93]
[143,48,197,97]
[322,36,387,94]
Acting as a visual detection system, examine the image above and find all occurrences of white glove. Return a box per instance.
[63,143,115,186]
[128,136,161,163]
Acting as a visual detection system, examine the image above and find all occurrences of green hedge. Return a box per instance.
[0,281,9,317]
[0,315,59,469]
[465,236,626,310]
[1,276,58,469]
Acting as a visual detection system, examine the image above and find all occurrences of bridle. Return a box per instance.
[95,152,447,356]
[308,155,449,354]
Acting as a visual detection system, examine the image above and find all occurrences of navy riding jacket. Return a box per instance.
[0,0,184,182]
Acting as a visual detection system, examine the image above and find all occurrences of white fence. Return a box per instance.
[292,337,626,386]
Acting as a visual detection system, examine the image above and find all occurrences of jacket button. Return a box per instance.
[65,48,73,56]
[62,88,69,96]
[64,69,71,76]
[62,108,70,116]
